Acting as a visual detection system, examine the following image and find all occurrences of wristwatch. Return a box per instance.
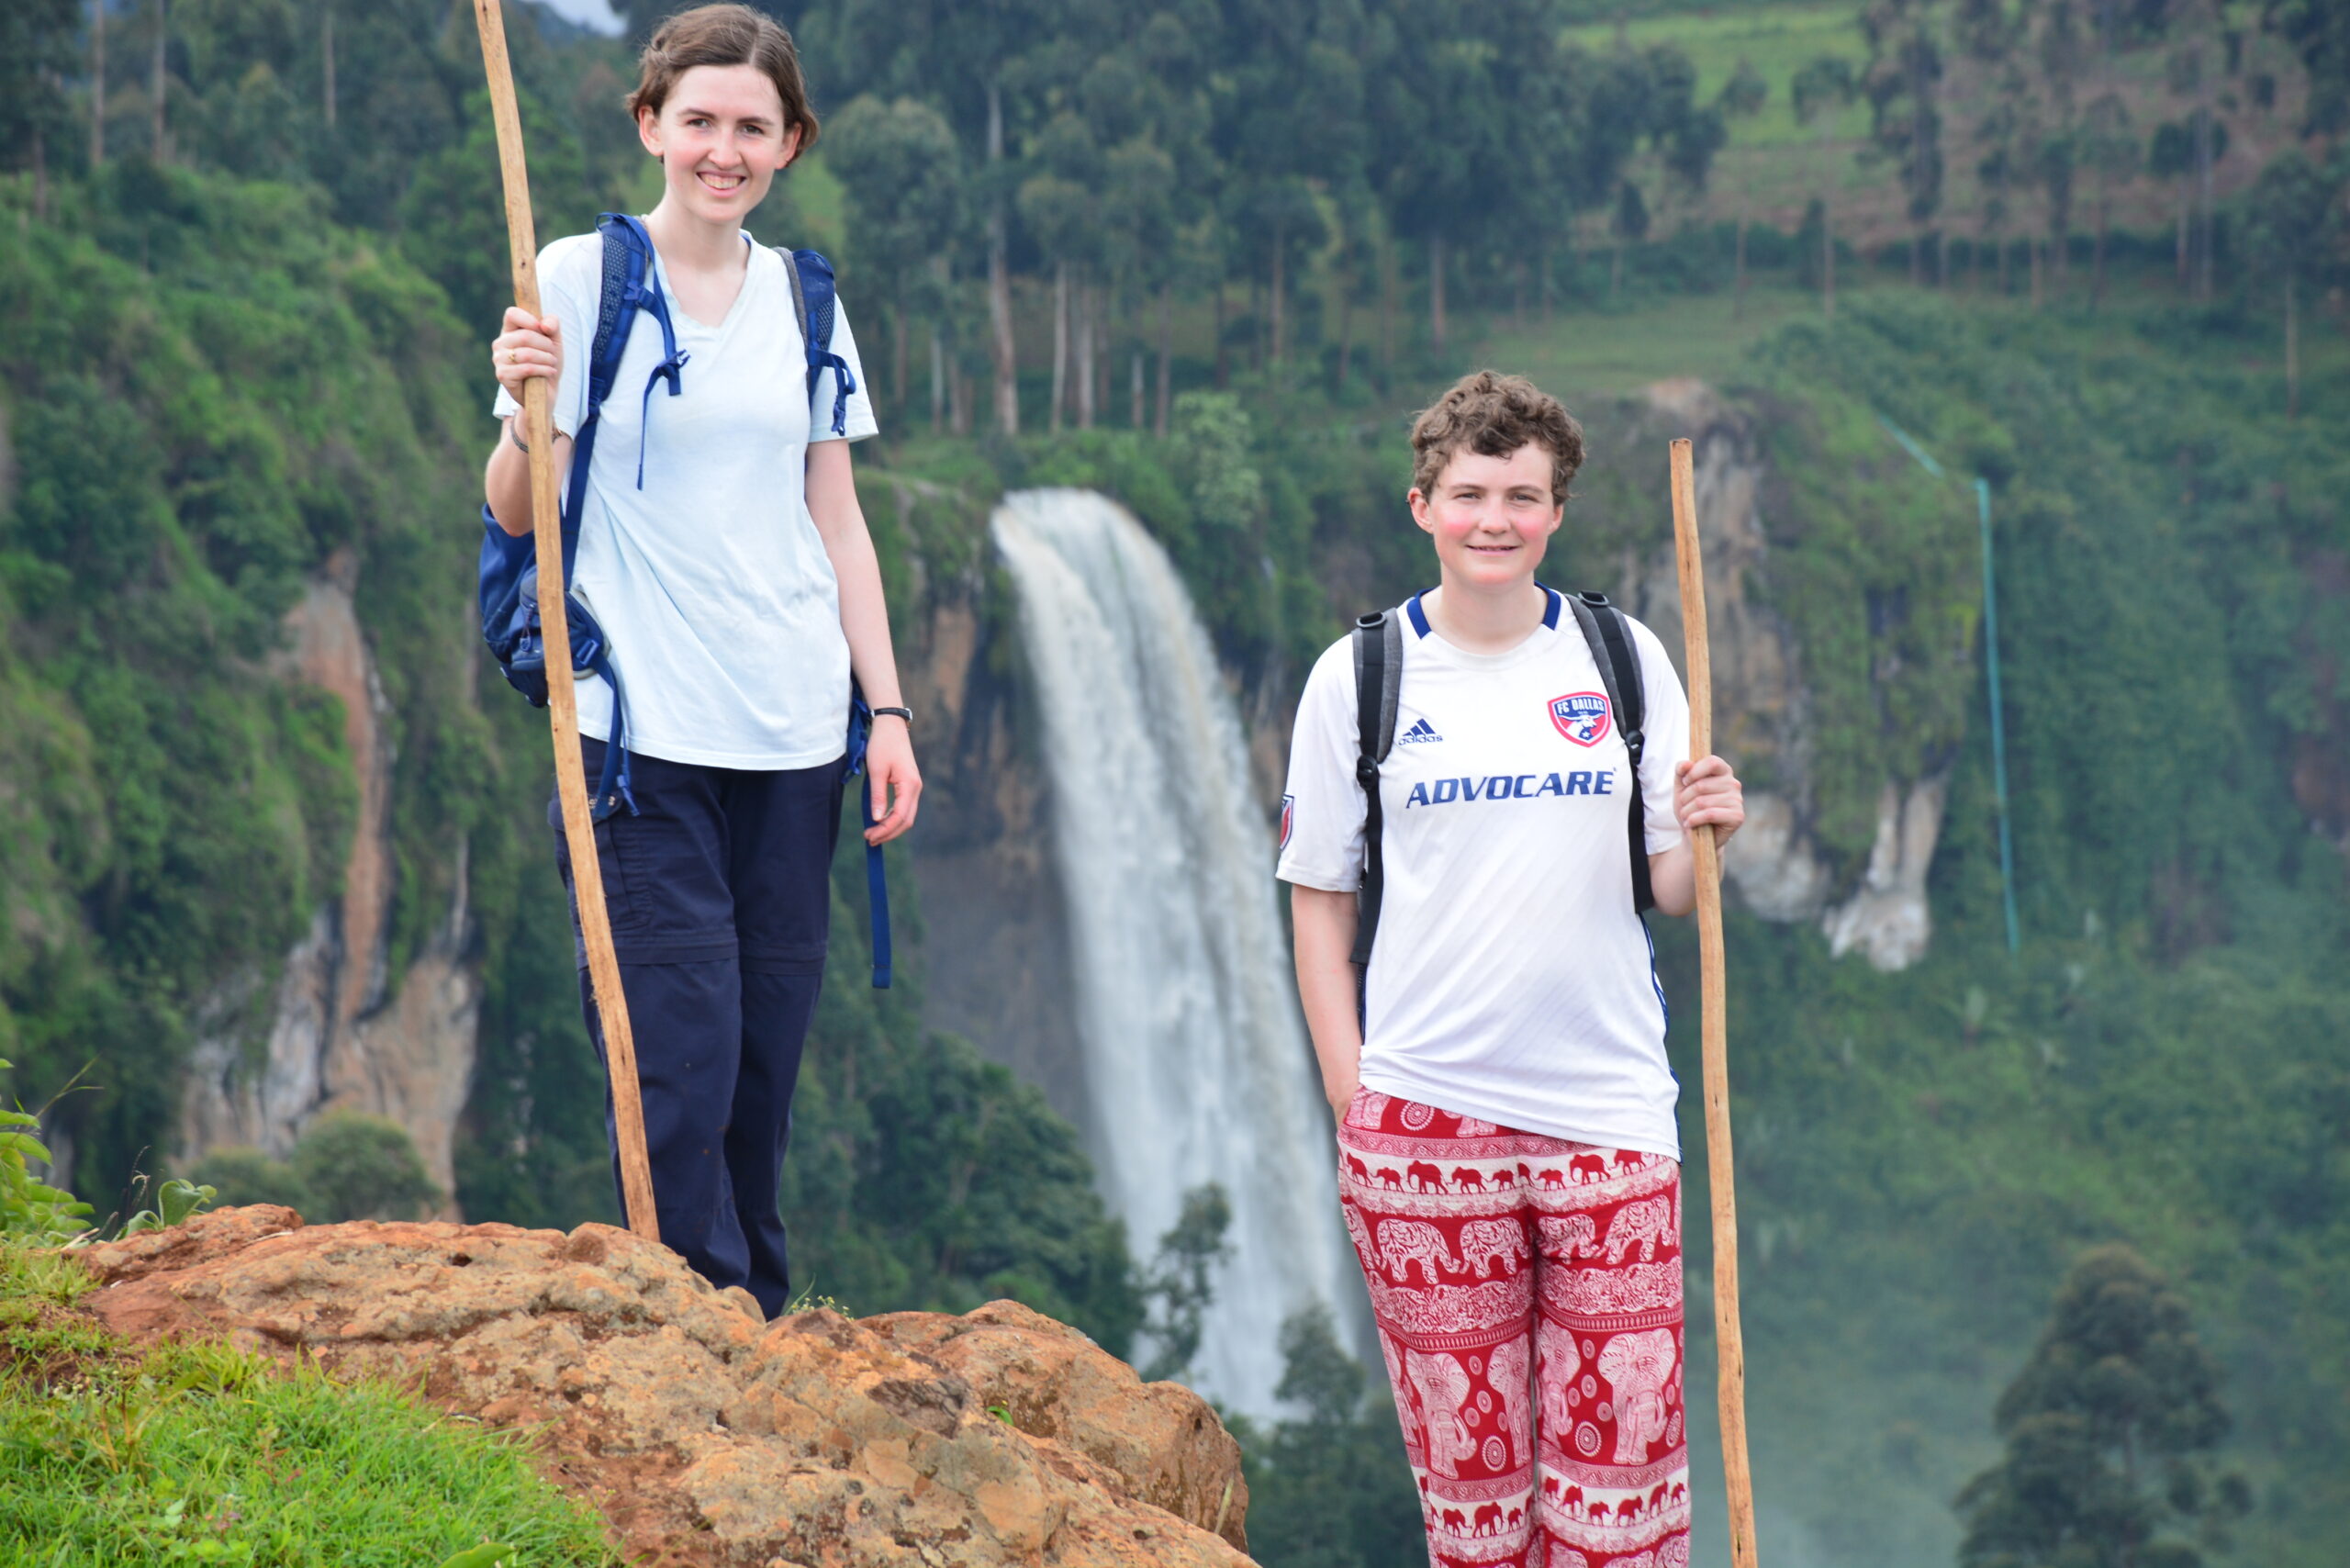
[870,705,912,724]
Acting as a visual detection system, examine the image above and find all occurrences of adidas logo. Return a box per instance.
[1396,717,1442,745]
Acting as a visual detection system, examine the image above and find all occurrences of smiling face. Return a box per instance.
[637,63,800,228]
[1409,442,1564,593]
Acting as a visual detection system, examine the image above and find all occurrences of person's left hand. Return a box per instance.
[863,718,922,845]
[1673,755,1744,845]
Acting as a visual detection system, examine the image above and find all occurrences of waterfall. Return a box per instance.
[991,488,1358,1417]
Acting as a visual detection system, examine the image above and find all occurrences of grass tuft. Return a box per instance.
[0,1239,618,1567]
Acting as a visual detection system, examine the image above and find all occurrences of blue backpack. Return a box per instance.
[477,213,891,987]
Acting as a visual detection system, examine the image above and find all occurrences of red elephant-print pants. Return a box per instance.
[1337,1089,1690,1568]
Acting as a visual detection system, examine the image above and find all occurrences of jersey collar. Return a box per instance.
[1405,585,1562,637]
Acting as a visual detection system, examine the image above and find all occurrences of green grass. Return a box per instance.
[1461,254,2350,408]
[0,1243,618,1568]
[1560,3,1872,149]
[1468,277,1852,397]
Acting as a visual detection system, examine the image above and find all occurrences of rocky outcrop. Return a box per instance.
[178,556,478,1201]
[1818,777,1948,969]
[77,1207,1252,1567]
[1603,382,1951,970]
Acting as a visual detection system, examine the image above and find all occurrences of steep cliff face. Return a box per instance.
[876,476,1091,1126]
[1582,381,1964,971]
[177,559,478,1202]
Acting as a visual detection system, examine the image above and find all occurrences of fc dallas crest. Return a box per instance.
[1550,691,1612,746]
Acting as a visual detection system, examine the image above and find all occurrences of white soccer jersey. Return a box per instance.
[1278,588,1691,1157]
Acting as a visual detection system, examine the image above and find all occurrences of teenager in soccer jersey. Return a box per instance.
[1280,372,1744,1568]
[483,6,918,1317]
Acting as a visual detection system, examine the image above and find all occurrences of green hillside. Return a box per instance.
[3,0,2347,1564]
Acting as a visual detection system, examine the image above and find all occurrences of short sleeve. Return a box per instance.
[810,297,880,443]
[490,233,599,440]
[1628,618,1691,855]
[1276,637,1368,891]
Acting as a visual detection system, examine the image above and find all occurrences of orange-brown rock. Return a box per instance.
[77,1208,1252,1567]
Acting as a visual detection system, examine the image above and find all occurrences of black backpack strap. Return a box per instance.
[1567,591,1655,914]
[1349,609,1405,966]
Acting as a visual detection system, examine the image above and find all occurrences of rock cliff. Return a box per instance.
[77,1206,1253,1567]
[1593,382,1954,971]
[177,556,478,1201]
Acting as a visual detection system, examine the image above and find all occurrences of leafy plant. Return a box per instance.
[123,1179,218,1238]
[0,1062,93,1243]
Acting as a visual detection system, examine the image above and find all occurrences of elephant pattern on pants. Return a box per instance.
[1539,1211,1599,1262]
[1378,1217,1459,1285]
[1404,1346,1476,1478]
[1597,1327,1680,1463]
[1602,1194,1678,1264]
[1535,1315,1581,1439]
[1458,1216,1531,1278]
[1337,1088,1687,1568]
[1484,1333,1530,1468]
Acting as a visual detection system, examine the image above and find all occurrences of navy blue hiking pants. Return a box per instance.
[554,738,842,1317]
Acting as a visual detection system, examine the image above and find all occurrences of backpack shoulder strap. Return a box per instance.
[1348,607,1405,967]
[588,215,648,415]
[561,215,676,570]
[1565,590,1655,914]
[782,243,809,343]
[784,247,857,436]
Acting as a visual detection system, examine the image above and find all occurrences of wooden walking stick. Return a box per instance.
[473,0,660,1243]
[1670,437,1758,1568]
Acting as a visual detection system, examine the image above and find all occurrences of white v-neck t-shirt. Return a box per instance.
[1277,589,1691,1157]
[492,228,878,770]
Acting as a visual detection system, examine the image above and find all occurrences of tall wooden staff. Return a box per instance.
[1670,437,1758,1568]
[473,0,660,1242]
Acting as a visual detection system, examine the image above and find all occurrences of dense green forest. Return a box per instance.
[2,0,2347,1565]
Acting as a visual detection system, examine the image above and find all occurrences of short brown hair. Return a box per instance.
[627,5,820,153]
[1409,371,1584,503]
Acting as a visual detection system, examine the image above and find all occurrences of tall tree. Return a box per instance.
[2265,0,2350,136]
[1718,57,1769,316]
[2166,3,2228,301]
[2245,150,2337,420]
[1014,108,1102,431]
[828,0,1077,434]
[1958,0,2023,291]
[827,95,970,417]
[2027,0,2092,296]
[1793,55,1859,317]
[2147,119,2196,287]
[2078,90,2135,307]
[1,0,79,209]
[1861,0,1948,285]
[1956,1246,2240,1568]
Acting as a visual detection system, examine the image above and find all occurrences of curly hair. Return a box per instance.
[627,5,819,154]
[1408,371,1585,503]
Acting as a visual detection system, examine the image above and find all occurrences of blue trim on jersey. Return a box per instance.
[1409,588,1560,634]
[1642,916,1670,1030]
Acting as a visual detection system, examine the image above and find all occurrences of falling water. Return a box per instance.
[992,487,1358,1417]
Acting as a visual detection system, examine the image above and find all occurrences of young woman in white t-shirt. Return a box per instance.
[1279,371,1743,1568]
[482,5,917,1317]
